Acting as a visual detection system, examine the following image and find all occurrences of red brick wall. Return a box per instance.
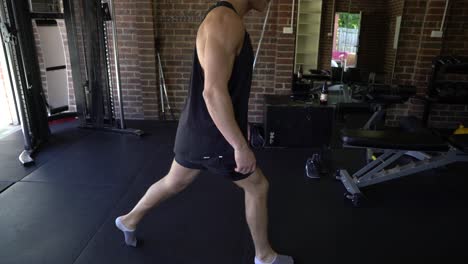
[104,0,159,120]
[441,0,468,59]
[386,0,468,128]
[135,0,159,119]
[393,0,446,92]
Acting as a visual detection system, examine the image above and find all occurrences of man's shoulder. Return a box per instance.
[202,8,245,40]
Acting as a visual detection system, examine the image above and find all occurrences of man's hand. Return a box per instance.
[234,145,256,174]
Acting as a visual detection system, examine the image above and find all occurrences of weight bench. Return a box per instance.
[336,84,416,129]
[337,129,468,206]
[361,84,416,130]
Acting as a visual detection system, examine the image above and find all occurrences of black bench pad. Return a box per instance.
[448,134,468,153]
[341,129,449,151]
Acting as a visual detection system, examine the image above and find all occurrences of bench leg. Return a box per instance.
[337,169,365,207]
[338,149,468,206]
[338,170,361,195]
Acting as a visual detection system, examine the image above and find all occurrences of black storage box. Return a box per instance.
[263,95,334,148]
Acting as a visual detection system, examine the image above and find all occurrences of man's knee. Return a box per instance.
[255,178,269,197]
[242,169,269,196]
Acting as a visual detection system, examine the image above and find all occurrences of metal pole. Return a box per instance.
[157,53,165,119]
[291,0,295,29]
[28,0,33,12]
[440,0,449,31]
[8,0,52,162]
[158,52,174,119]
[63,0,88,125]
[78,0,89,81]
[108,0,125,129]
[4,2,34,145]
[253,0,272,71]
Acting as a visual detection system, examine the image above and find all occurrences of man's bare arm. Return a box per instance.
[200,15,255,174]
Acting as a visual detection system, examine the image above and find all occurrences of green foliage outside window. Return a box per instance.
[338,13,360,29]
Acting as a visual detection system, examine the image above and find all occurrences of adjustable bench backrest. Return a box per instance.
[341,129,449,152]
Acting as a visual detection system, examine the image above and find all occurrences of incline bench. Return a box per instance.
[336,129,468,206]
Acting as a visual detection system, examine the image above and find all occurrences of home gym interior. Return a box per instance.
[0,0,467,263]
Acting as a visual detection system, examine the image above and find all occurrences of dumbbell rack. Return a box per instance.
[423,56,468,126]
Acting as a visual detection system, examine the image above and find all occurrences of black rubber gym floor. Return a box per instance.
[0,120,467,264]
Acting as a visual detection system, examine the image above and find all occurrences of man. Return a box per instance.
[115,1,294,263]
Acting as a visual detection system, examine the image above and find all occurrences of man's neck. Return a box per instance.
[221,0,249,18]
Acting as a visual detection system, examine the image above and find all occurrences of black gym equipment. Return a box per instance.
[334,83,417,163]
[344,83,417,130]
[0,0,145,165]
[421,55,468,126]
[334,56,468,206]
[337,129,468,206]
[0,0,51,165]
[63,0,143,136]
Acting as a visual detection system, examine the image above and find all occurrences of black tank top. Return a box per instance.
[174,1,254,159]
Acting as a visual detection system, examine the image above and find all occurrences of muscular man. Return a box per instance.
[116,1,293,263]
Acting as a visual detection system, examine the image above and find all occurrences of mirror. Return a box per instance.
[331,12,361,69]
[294,0,405,84]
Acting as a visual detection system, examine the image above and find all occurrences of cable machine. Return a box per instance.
[63,0,143,136]
[0,0,50,165]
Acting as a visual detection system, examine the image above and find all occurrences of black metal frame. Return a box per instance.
[0,0,143,166]
[423,56,468,126]
[338,144,468,207]
[62,0,143,136]
[30,12,64,19]
[0,0,50,165]
[62,0,87,126]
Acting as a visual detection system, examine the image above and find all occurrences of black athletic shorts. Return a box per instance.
[174,154,253,181]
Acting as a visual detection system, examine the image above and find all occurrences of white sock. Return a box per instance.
[254,255,277,264]
[115,216,137,247]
